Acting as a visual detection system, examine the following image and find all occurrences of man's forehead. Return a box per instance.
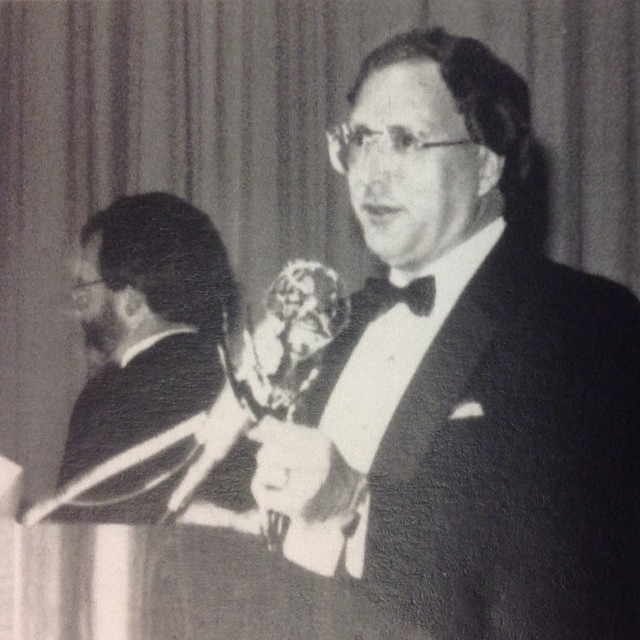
[349,59,463,133]
[82,232,102,258]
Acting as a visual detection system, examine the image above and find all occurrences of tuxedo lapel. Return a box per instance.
[369,289,496,484]
[293,291,378,427]
[369,231,533,485]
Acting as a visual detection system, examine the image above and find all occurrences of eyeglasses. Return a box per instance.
[71,278,105,293]
[329,122,473,171]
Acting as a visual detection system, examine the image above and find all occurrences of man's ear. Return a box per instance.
[477,146,505,198]
[326,130,347,176]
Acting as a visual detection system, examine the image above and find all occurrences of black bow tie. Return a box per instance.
[363,276,436,317]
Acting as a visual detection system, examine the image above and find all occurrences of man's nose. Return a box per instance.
[69,288,95,317]
[357,151,396,197]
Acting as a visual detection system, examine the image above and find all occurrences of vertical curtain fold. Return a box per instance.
[579,0,636,282]
[0,0,637,507]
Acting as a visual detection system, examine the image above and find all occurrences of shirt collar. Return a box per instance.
[119,327,198,368]
[388,217,506,318]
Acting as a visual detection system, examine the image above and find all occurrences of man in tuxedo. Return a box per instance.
[249,29,640,638]
[56,192,250,522]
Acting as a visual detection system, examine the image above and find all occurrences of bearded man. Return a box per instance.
[56,192,250,522]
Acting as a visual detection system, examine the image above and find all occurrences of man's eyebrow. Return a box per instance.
[388,124,413,135]
[350,122,434,138]
[349,123,377,134]
[388,124,434,138]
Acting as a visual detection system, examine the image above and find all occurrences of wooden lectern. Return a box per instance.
[15,522,428,640]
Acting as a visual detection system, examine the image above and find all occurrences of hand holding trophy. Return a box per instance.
[165,260,351,538]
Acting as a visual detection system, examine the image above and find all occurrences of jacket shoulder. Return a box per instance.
[532,259,640,332]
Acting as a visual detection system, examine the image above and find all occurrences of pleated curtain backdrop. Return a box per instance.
[3,2,640,639]
[0,0,427,499]
[1,0,639,500]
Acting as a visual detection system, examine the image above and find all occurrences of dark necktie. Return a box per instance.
[362,275,436,317]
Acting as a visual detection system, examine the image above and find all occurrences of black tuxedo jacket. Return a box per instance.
[56,332,254,522]
[297,230,640,639]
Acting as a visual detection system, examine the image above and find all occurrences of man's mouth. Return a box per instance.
[362,204,404,220]
[362,204,402,216]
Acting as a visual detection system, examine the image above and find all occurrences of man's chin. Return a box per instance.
[362,225,408,257]
[364,241,406,270]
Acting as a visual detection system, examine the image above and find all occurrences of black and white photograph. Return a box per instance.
[1,1,639,638]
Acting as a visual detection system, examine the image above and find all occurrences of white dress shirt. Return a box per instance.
[282,217,506,577]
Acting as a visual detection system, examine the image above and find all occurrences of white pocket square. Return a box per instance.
[449,401,484,420]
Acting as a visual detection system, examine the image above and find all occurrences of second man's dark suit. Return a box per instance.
[296,228,640,639]
[56,331,254,522]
